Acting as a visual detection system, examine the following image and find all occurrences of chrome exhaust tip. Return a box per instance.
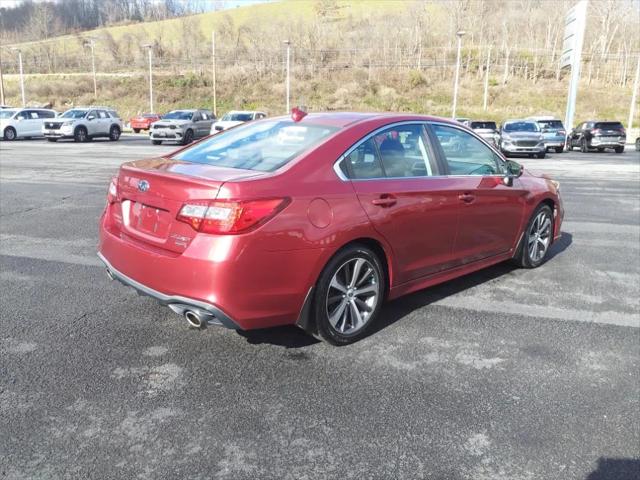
[184,310,203,329]
[106,268,115,281]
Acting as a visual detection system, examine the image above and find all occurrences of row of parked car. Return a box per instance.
[1,105,637,153]
[0,105,266,144]
[459,116,633,156]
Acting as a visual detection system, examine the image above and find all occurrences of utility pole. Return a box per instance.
[627,55,639,131]
[85,38,97,98]
[212,31,217,117]
[483,46,491,111]
[0,50,5,106]
[142,44,154,113]
[284,40,291,113]
[451,30,465,119]
[11,48,25,107]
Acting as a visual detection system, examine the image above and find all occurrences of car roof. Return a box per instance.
[268,112,459,129]
[503,119,536,123]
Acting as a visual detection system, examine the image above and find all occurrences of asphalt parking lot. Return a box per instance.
[1,135,639,480]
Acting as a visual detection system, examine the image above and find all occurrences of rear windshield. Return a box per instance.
[594,122,623,129]
[61,109,88,119]
[173,120,338,172]
[537,120,564,129]
[222,113,254,122]
[470,121,496,130]
[164,111,193,120]
[503,121,539,132]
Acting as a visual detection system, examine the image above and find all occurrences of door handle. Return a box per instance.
[458,193,475,203]
[371,195,397,207]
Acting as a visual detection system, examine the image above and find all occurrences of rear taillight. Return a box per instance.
[177,198,289,234]
[559,130,566,136]
[107,177,118,204]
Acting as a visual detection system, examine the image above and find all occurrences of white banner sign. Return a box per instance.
[560,0,587,70]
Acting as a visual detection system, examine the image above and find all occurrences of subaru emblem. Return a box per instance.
[137,180,150,192]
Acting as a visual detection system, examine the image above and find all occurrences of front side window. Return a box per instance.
[173,120,338,172]
[432,124,504,176]
[16,111,29,120]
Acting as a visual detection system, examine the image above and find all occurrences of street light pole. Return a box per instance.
[284,40,291,113]
[85,39,97,98]
[0,50,5,106]
[627,55,640,131]
[11,48,26,107]
[451,30,465,119]
[142,44,154,113]
[212,31,217,117]
[483,46,491,112]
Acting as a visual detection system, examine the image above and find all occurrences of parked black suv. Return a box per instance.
[567,121,626,153]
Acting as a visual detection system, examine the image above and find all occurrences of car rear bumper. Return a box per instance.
[98,252,240,329]
[98,214,325,330]
[590,137,625,147]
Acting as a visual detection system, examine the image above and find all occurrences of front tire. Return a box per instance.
[181,129,194,145]
[313,245,385,345]
[74,126,88,143]
[513,204,554,269]
[109,125,121,141]
[152,140,162,145]
[536,152,546,159]
[133,128,141,133]
[555,146,564,153]
[3,127,16,141]
[47,138,58,142]
[614,146,624,154]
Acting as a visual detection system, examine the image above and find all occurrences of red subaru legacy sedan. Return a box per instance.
[99,112,563,345]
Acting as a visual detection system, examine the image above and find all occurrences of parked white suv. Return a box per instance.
[1,108,58,141]
[43,107,123,142]
[210,110,266,134]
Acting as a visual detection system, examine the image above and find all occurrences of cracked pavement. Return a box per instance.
[1,135,639,479]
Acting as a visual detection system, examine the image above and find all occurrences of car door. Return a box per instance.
[85,110,100,135]
[16,110,37,137]
[342,122,460,284]
[34,110,54,136]
[428,122,527,266]
[97,110,112,135]
[198,111,214,137]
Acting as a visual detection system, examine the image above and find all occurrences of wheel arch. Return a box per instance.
[295,235,394,334]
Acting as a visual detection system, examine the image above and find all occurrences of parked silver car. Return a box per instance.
[464,120,499,146]
[210,110,267,134]
[150,109,215,145]
[499,120,546,158]
[43,107,123,142]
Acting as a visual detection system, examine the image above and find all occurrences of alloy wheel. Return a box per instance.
[326,257,380,335]
[4,128,16,140]
[527,210,552,263]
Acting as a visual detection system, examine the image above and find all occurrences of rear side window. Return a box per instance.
[431,124,505,176]
[174,120,338,172]
[37,110,55,118]
[538,120,564,129]
[342,124,436,179]
[594,122,623,129]
[97,110,109,119]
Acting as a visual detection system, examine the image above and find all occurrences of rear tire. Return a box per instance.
[3,127,16,141]
[555,146,564,153]
[513,204,554,269]
[47,138,58,142]
[614,146,624,154]
[133,128,140,133]
[313,245,385,346]
[597,147,604,152]
[152,140,162,145]
[74,126,88,143]
[536,152,546,159]
[580,138,589,153]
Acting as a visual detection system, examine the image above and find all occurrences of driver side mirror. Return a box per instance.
[87,115,95,121]
[503,160,523,186]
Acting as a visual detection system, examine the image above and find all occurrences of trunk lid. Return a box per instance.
[114,158,262,253]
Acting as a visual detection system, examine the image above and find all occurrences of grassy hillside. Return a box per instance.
[1,0,637,126]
